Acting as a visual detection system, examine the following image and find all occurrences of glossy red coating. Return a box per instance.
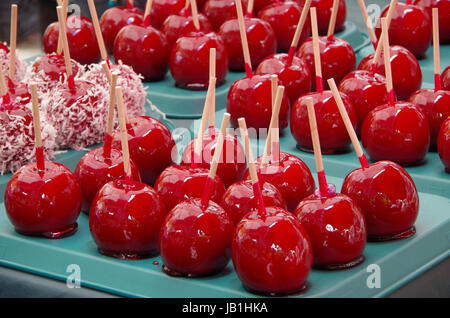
[297,35,356,90]
[100,6,144,54]
[258,1,311,52]
[296,0,346,35]
[218,17,276,71]
[7,78,31,106]
[111,116,176,186]
[227,74,290,131]
[159,198,233,276]
[31,53,81,84]
[220,180,287,225]
[243,152,315,212]
[358,45,422,101]
[4,161,82,238]
[90,179,166,259]
[0,42,9,53]
[232,207,313,295]
[290,90,356,153]
[338,70,388,134]
[170,31,228,89]
[361,102,430,166]
[341,160,419,238]
[149,0,185,29]
[437,116,450,172]
[375,2,432,59]
[255,53,313,104]
[154,165,226,211]
[443,65,450,91]
[74,147,141,213]
[294,191,366,268]
[180,130,246,187]
[409,89,450,150]
[202,0,249,31]
[43,15,101,65]
[414,0,450,43]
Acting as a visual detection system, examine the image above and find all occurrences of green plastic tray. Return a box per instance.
[0,102,176,203]
[147,21,370,119]
[0,173,448,298]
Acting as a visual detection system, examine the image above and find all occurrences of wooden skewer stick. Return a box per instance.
[103,72,119,158]
[101,61,112,85]
[0,67,8,97]
[371,0,397,71]
[328,78,370,168]
[305,97,328,196]
[9,5,17,80]
[189,0,200,30]
[87,0,109,63]
[432,8,441,91]
[30,83,45,171]
[236,0,253,77]
[247,0,255,16]
[116,86,132,182]
[287,0,312,64]
[184,0,190,10]
[381,17,395,104]
[238,117,266,214]
[201,112,231,208]
[56,0,69,55]
[208,48,216,130]
[310,7,323,92]
[143,0,153,27]
[56,6,74,86]
[357,0,377,48]
[327,0,339,37]
[261,75,278,163]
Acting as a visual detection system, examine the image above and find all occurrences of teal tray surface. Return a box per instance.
[147,21,370,119]
[0,174,448,298]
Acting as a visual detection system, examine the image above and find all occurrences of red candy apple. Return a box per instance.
[43,15,101,65]
[375,2,432,59]
[294,187,367,269]
[203,0,248,31]
[414,0,450,43]
[253,0,274,13]
[89,178,166,259]
[99,6,144,54]
[154,165,225,211]
[361,102,430,166]
[159,198,234,277]
[297,35,356,89]
[258,1,311,52]
[290,90,357,153]
[358,45,422,101]
[437,116,450,172]
[75,147,141,213]
[297,0,346,35]
[232,207,313,295]
[244,152,315,212]
[341,160,419,240]
[218,17,276,71]
[170,31,228,89]
[409,88,450,150]
[149,0,185,29]
[227,74,290,131]
[338,70,388,134]
[7,77,31,106]
[111,116,176,186]
[31,53,81,84]
[442,65,450,91]
[255,53,312,104]
[5,161,82,238]
[220,180,286,225]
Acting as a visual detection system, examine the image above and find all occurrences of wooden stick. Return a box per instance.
[56,0,69,55]
[208,48,216,129]
[201,113,231,207]
[9,5,17,80]
[432,8,441,91]
[287,0,312,64]
[236,0,252,77]
[381,17,395,104]
[305,97,328,196]
[56,6,73,82]
[103,72,119,158]
[87,0,109,63]
[247,0,255,15]
[185,0,190,10]
[115,86,132,181]
[371,0,397,71]
[30,83,45,171]
[327,0,339,37]
[189,0,200,30]
[310,7,323,92]
[261,75,278,163]
[143,0,153,27]
[238,117,266,214]
[0,67,8,96]
[101,61,112,85]
[328,78,369,168]
[357,0,377,48]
